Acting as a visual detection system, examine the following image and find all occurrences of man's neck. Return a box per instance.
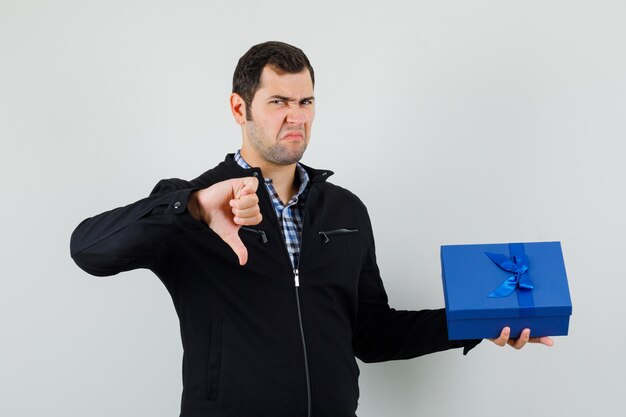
[240,149,298,205]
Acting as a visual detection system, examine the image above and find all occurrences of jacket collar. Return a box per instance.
[222,153,334,184]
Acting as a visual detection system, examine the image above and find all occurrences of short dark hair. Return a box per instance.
[232,41,315,120]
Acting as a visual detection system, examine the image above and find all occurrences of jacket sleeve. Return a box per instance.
[70,178,206,277]
[352,209,481,363]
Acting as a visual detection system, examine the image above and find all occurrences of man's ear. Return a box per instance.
[230,93,247,125]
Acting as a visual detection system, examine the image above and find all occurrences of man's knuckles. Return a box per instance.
[232,205,261,218]
[240,193,259,206]
[230,195,259,210]
[233,177,259,197]
[245,176,259,189]
[233,213,262,226]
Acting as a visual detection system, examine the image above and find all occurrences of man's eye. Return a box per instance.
[270,100,285,105]
[301,100,313,105]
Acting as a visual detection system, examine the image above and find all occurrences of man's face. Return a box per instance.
[242,66,315,165]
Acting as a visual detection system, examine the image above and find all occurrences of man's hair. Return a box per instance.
[232,41,315,120]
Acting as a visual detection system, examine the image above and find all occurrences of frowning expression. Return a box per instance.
[241,66,315,165]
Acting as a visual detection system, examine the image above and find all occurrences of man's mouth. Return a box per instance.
[281,132,305,141]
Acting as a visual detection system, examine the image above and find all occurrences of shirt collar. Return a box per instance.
[234,150,310,197]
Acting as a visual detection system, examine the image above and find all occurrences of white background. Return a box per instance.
[1,1,624,416]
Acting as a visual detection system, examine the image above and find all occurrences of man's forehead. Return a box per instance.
[256,66,314,97]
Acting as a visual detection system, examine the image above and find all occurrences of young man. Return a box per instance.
[70,41,550,417]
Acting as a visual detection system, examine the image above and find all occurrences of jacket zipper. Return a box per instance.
[318,228,359,244]
[293,192,314,417]
[254,170,314,417]
[296,225,359,412]
[293,268,312,417]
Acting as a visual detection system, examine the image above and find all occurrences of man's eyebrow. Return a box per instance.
[268,95,315,102]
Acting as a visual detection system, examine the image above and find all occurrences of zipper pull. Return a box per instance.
[294,269,300,287]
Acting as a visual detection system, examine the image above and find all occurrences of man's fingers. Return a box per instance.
[490,327,510,347]
[530,336,554,347]
[511,328,531,349]
[233,213,263,226]
[234,176,259,199]
[230,193,259,210]
[241,176,259,194]
[491,327,554,349]
[232,205,261,219]
[221,231,249,266]
[230,195,262,226]
[230,188,262,226]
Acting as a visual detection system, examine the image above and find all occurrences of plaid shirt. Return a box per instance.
[234,151,310,268]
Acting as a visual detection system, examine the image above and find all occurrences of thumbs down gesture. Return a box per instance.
[188,176,262,266]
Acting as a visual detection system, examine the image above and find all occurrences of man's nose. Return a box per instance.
[286,104,306,125]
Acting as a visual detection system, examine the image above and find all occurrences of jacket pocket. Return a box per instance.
[207,318,223,400]
[318,228,359,244]
[240,226,268,243]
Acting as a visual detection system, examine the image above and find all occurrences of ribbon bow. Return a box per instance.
[485,252,534,298]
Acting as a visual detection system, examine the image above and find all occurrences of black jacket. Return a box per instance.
[70,154,479,417]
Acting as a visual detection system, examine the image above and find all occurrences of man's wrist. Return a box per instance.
[187,191,203,222]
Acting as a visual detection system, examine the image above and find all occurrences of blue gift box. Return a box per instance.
[440,241,572,340]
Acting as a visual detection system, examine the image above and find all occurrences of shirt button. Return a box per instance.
[174,201,181,209]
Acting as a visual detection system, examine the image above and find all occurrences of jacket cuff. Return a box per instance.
[161,188,207,232]
[462,339,483,355]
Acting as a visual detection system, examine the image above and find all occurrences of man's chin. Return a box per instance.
[274,155,305,165]
[268,148,307,165]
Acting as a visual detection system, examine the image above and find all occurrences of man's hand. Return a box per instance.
[188,176,262,266]
[490,327,554,349]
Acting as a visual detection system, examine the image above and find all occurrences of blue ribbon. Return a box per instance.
[485,250,533,298]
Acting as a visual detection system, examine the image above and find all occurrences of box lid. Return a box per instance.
[441,241,572,320]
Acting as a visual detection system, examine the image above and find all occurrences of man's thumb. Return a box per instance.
[221,232,249,266]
